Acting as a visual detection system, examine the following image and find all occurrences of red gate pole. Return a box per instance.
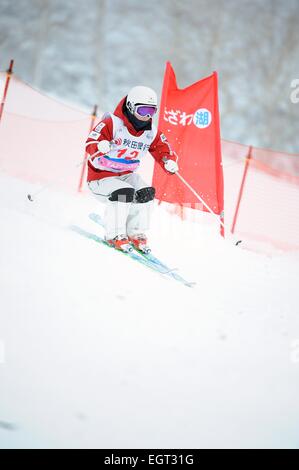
[0,60,14,124]
[231,145,252,234]
[77,104,98,192]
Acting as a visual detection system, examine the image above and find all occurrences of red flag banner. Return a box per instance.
[153,61,224,229]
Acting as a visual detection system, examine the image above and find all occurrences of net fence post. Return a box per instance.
[231,145,252,234]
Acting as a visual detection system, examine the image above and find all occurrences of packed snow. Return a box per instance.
[0,171,298,448]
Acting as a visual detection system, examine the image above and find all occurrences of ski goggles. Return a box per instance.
[135,104,157,117]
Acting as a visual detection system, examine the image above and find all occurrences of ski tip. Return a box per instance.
[185,281,196,288]
[89,212,101,220]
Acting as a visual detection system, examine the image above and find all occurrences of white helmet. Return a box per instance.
[126,86,157,114]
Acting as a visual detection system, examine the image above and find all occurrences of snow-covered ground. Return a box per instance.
[0,172,298,448]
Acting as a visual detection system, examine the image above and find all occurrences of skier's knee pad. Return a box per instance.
[135,186,155,203]
[108,187,135,202]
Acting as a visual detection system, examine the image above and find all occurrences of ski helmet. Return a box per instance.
[126,86,158,116]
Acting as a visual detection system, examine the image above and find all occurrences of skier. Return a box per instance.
[85,86,179,253]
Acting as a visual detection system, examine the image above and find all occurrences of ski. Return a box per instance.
[137,251,196,288]
[88,212,196,288]
[69,225,175,277]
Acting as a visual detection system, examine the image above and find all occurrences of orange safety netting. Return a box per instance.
[227,144,299,251]
[0,72,92,192]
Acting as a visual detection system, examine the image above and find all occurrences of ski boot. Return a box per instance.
[128,234,151,254]
[106,234,133,253]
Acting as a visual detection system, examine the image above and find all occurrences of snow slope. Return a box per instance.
[0,172,299,449]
